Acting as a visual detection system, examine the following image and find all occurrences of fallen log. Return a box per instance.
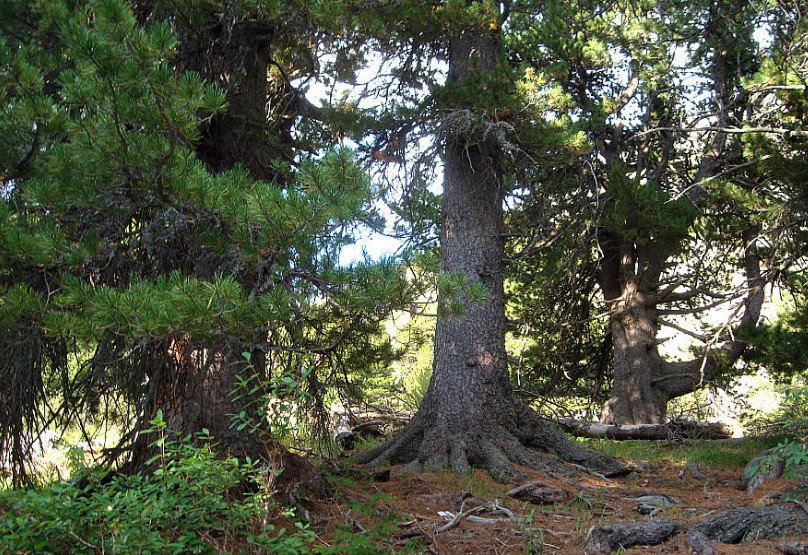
[555,418,732,441]
[778,542,808,555]
[685,505,808,554]
[584,519,681,555]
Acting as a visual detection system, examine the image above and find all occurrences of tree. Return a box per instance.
[505,0,788,424]
[359,1,622,481]
[0,0,411,484]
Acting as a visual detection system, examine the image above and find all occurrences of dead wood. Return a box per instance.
[679,462,709,480]
[778,542,808,555]
[685,529,718,555]
[556,418,732,440]
[741,446,791,494]
[508,480,570,505]
[435,505,487,534]
[686,504,808,553]
[584,519,681,554]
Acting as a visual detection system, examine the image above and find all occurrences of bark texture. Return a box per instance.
[556,418,732,440]
[778,542,808,555]
[585,519,682,555]
[359,7,624,482]
[128,338,266,470]
[685,505,808,554]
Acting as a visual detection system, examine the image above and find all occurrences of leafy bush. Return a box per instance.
[744,385,808,482]
[0,412,315,554]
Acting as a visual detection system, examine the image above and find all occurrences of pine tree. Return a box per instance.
[357,0,623,480]
[503,0,799,423]
[0,0,412,484]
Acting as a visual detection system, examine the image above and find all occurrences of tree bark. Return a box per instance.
[556,418,732,440]
[686,505,808,554]
[358,4,624,482]
[127,338,266,470]
[597,229,670,424]
[585,519,681,555]
[598,223,765,425]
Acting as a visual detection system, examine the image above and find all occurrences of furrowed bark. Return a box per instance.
[359,4,624,481]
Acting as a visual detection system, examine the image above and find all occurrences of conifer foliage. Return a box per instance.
[0,0,408,484]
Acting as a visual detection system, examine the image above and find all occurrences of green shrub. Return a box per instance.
[0,412,315,554]
[744,384,808,482]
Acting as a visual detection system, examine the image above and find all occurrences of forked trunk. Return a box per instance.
[600,300,669,425]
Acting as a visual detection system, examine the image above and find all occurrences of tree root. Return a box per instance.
[357,403,626,482]
[584,519,681,555]
[685,505,808,554]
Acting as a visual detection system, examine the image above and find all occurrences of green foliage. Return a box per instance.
[230,353,316,446]
[313,492,405,555]
[744,383,808,481]
[0,0,417,483]
[743,278,808,381]
[437,271,490,316]
[585,437,780,469]
[0,413,316,554]
[602,163,696,250]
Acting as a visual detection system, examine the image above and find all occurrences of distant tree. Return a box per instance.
[505,0,804,424]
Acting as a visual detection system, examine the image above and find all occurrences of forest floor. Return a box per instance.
[306,439,808,554]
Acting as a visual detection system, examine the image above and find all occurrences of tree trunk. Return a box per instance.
[597,230,671,425]
[127,338,266,470]
[358,5,624,482]
[600,299,669,424]
[125,6,292,469]
[597,224,764,425]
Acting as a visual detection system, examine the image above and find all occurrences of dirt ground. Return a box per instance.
[311,456,808,554]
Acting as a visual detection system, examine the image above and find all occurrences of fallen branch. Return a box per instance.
[555,418,732,440]
[435,505,487,533]
[508,480,571,505]
[778,542,808,555]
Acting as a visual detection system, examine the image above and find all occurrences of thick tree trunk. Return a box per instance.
[600,299,669,424]
[128,338,265,469]
[598,226,764,425]
[596,9,765,425]
[358,7,623,481]
[597,230,671,425]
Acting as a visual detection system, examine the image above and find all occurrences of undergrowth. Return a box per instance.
[582,436,784,468]
[0,412,316,554]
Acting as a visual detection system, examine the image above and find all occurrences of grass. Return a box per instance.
[582,435,786,469]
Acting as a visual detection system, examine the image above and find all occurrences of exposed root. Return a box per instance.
[357,402,626,482]
[686,504,808,554]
